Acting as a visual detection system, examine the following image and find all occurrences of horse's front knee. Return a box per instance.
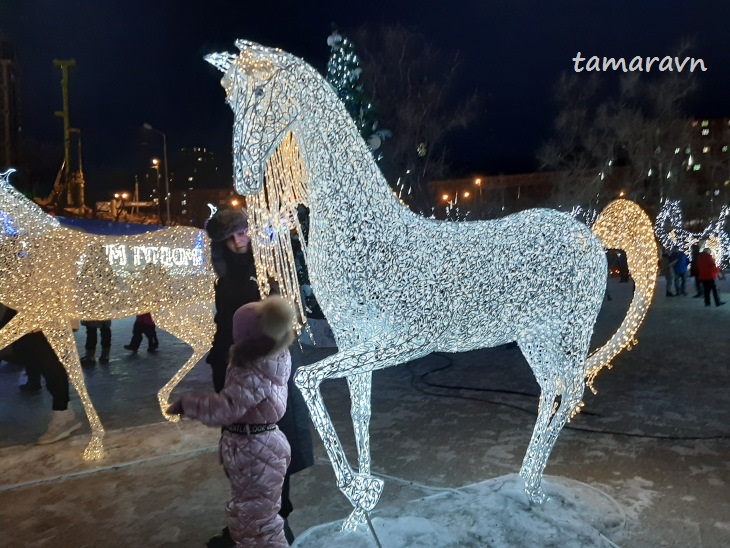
[294,367,318,391]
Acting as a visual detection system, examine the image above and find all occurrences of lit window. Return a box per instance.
[693,165,701,171]
[723,146,728,152]
[188,176,194,181]
[675,148,680,154]
[701,120,709,127]
[181,209,187,214]
[181,200,187,206]
[702,129,710,135]
[703,147,710,153]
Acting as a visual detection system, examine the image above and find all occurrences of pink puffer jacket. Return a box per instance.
[179,349,290,427]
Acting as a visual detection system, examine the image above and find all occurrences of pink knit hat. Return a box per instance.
[231,296,295,362]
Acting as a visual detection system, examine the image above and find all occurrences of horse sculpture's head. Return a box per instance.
[206,40,303,195]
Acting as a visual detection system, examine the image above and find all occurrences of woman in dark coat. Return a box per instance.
[205,208,314,546]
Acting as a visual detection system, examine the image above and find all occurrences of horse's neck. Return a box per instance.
[0,185,60,234]
[298,83,406,231]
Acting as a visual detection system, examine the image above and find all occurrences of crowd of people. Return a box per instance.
[661,244,726,307]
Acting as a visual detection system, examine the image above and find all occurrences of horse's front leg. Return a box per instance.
[295,337,431,531]
[347,371,373,476]
[155,309,215,421]
[44,323,105,461]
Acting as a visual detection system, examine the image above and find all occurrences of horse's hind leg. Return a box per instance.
[517,331,586,503]
[295,337,430,531]
[44,323,106,461]
[347,371,373,475]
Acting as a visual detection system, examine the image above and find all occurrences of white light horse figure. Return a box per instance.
[0,169,214,460]
[207,42,658,530]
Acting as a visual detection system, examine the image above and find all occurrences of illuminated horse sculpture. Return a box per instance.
[0,169,214,460]
[655,199,730,268]
[206,41,658,529]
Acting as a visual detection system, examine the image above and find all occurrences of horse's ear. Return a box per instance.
[204,52,236,73]
[235,39,258,52]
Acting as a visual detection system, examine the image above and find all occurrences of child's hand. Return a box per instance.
[166,399,184,416]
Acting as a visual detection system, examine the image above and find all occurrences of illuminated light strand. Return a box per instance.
[206,42,658,530]
[0,169,215,460]
[655,200,730,268]
[246,132,310,336]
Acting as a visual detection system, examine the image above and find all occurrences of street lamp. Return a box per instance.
[143,123,170,224]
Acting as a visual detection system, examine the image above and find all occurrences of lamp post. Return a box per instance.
[143,123,170,225]
[151,158,162,223]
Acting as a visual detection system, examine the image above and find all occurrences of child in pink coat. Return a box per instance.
[167,296,295,547]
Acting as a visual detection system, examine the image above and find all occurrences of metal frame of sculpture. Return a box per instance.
[655,199,729,268]
[0,169,215,460]
[206,41,658,530]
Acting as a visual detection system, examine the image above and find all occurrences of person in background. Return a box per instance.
[690,244,703,298]
[5,309,82,443]
[80,320,112,365]
[123,313,159,353]
[670,247,689,296]
[168,296,295,547]
[660,250,676,297]
[203,208,313,547]
[696,247,726,307]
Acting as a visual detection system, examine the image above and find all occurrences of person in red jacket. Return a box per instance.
[695,247,726,307]
[167,296,295,547]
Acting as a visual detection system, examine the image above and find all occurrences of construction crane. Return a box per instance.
[34,59,91,216]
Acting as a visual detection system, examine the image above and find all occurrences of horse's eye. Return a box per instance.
[254,87,265,99]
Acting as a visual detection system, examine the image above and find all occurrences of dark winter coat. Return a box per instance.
[206,246,261,371]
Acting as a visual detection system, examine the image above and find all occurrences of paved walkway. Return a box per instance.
[0,277,728,547]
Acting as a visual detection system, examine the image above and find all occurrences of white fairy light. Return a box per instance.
[206,42,658,530]
[0,169,215,460]
[655,200,730,268]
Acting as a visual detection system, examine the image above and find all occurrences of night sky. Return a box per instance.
[1,0,728,196]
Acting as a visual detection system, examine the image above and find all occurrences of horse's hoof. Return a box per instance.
[340,473,384,512]
[341,507,366,532]
[82,436,105,461]
[163,412,181,423]
[525,485,548,505]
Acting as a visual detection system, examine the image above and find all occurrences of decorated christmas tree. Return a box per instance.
[326,29,389,158]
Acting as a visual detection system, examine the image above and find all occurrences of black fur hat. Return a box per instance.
[205,208,248,242]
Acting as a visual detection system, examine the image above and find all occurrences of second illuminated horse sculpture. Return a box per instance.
[206,41,658,530]
[0,170,214,460]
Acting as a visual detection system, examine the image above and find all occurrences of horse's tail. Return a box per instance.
[585,199,658,392]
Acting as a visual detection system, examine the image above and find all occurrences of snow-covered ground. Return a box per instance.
[1,277,729,547]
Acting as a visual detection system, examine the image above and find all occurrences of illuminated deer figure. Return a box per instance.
[206,41,658,530]
[0,169,215,460]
